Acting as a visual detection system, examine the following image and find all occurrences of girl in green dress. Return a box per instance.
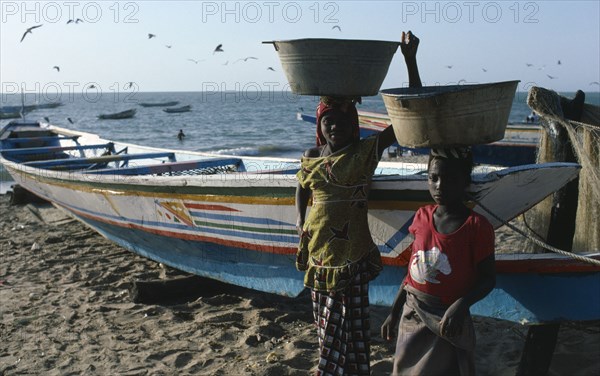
[295,31,422,376]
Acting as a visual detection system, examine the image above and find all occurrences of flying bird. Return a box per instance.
[213,44,224,54]
[67,117,74,124]
[222,61,229,66]
[43,117,50,123]
[88,84,96,89]
[20,24,43,43]
[445,65,453,69]
[126,82,134,89]
[148,33,156,39]
[165,45,172,49]
[187,59,199,64]
[332,25,341,32]
[234,57,258,63]
[67,18,83,24]
[482,68,487,72]
[557,60,561,65]
[52,66,60,72]
[526,63,533,67]
[546,74,557,79]
[267,67,275,71]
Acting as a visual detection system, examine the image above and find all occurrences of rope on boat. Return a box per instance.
[470,195,600,267]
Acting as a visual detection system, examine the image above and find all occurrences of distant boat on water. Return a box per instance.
[33,102,63,110]
[0,101,62,114]
[97,108,137,120]
[163,105,191,113]
[0,111,29,120]
[139,101,180,108]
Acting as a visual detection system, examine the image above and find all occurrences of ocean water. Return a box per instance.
[1,90,598,193]
[2,91,598,160]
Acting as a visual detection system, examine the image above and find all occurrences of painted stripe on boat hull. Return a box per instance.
[69,208,600,323]
[70,210,306,297]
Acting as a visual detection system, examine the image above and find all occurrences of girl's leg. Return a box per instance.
[311,263,371,376]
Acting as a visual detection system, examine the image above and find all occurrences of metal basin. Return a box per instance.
[380,81,520,147]
[264,39,400,96]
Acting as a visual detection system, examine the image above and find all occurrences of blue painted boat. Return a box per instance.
[1,120,597,324]
[298,110,540,167]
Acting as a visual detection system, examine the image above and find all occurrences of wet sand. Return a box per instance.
[1,195,598,375]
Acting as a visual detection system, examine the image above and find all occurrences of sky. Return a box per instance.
[1,0,599,96]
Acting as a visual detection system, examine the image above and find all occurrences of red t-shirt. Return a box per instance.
[405,205,495,305]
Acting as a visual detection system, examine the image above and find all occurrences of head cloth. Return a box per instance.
[315,96,361,146]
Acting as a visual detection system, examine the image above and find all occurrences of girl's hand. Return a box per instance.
[400,31,419,59]
[439,300,467,338]
[296,217,305,237]
[381,314,399,341]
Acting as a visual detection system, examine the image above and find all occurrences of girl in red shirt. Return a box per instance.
[381,148,496,376]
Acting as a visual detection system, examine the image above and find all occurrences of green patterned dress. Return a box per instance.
[296,136,383,292]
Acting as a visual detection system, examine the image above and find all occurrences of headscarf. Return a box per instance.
[315,96,361,146]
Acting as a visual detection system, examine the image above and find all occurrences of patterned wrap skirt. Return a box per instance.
[311,261,371,376]
[392,286,476,376]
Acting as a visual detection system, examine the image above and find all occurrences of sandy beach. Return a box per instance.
[1,194,598,375]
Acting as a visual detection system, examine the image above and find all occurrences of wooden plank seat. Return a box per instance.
[0,128,56,140]
[85,157,243,176]
[23,151,177,169]
[1,143,114,156]
[4,135,80,144]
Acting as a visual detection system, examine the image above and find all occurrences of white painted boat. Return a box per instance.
[1,120,596,323]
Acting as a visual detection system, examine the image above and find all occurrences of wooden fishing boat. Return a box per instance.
[33,101,63,110]
[298,110,540,166]
[163,105,191,113]
[139,101,180,108]
[0,111,27,120]
[1,121,597,324]
[97,108,137,120]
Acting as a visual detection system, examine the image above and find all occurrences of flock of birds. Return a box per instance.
[14,22,347,126]
[18,23,600,88]
[447,60,599,87]
[19,23,284,79]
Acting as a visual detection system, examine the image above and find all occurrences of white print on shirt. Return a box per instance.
[410,247,452,284]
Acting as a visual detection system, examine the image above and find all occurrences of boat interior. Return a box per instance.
[0,122,300,177]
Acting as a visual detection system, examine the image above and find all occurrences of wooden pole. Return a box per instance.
[9,185,49,205]
[130,274,241,304]
[131,275,207,304]
[516,89,585,376]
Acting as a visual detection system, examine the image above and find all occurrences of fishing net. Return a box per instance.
[522,87,600,253]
